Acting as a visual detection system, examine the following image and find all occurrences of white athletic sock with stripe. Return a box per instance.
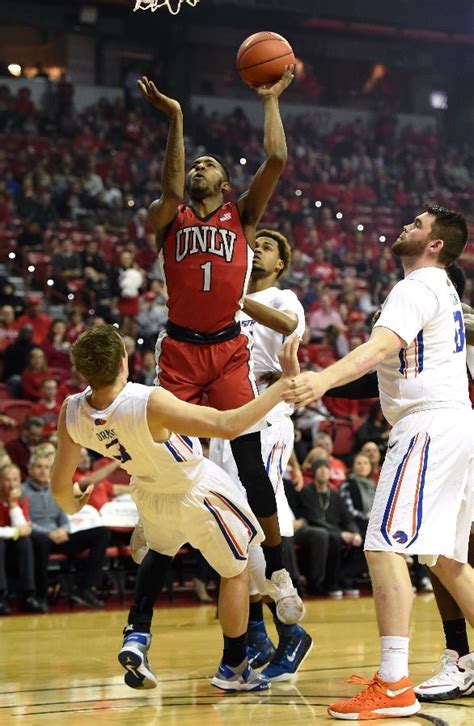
[378,636,409,683]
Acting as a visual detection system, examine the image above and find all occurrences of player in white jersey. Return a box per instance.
[50,324,300,693]
[209,229,312,681]
[285,204,474,720]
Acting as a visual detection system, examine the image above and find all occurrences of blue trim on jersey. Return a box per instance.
[416,330,424,373]
[210,490,258,543]
[265,445,275,475]
[203,498,247,561]
[164,440,184,462]
[406,435,431,548]
[380,435,417,546]
[398,348,406,376]
[180,434,193,449]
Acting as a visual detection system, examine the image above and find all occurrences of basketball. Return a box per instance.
[237,31,295,87]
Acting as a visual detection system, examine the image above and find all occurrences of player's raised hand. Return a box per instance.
[285,371,325,408]
[137,76,182,117]
[279,335,301,378]
[254,64,295,99]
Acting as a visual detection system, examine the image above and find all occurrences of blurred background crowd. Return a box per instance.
[0,0,472,614]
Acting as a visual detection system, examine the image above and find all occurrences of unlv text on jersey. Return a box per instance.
[175,225,237,263]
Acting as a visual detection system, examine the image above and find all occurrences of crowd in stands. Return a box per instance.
[0,82,472,613]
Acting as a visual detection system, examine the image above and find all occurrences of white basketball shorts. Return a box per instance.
[130,458,264,578]
[365,407,474,564]
[208,414,295,537]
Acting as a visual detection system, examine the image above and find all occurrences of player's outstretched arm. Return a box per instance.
[137,76,185,251]
[51,401,90,515]
[286,327,403,408]
[242,297,298,335]
[149,338,299,440]
[238,65,294,234]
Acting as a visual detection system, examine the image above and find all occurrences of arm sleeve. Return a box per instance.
[374,278,439,347]
[326,372,379,399]
[0,526,17,539]
[9,505,27,528]
[274,290,306,337]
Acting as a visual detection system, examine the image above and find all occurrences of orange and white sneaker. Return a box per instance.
[328,673,421,720]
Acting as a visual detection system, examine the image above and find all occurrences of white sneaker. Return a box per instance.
[414,649,474,701]
[264,569,305,624]
[130,521,149,564]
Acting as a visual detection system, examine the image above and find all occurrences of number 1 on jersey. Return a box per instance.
[200,261,212,292]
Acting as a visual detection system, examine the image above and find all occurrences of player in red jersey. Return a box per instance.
[130,71,304,630]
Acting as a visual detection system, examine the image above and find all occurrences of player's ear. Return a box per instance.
[221,180,230,193]
[429,237,444,256]
[275,258,284,273]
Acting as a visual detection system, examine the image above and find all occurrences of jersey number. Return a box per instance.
[453,310,465,353]
[105,438,132,463]
[200,261,212,292]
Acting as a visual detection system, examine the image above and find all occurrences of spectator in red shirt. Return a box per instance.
[43,319,71,371]
[73,449,127,510]
[0,462,44,613]
[5,417,45,480]
[65,306,87,345]
[15,295,52,347]
[0,305,19,354]
[31,378,62,436]
[308,292,346,342]
[57,367,87,403]
[360,441,382,485]
[21,347,52,402]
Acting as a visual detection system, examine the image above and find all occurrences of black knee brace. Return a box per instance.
[230,431,277,518]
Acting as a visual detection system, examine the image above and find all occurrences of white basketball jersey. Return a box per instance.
[239,287,305,420]
[66,382,205,494]
[374,267,470,425]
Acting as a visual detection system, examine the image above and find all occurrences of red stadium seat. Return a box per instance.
[0,399,35,426]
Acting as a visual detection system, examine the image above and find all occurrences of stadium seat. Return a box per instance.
[0,399,34,426]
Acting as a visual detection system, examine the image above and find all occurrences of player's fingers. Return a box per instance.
[148,80,161,96]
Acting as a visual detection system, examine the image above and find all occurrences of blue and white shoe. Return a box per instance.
[261,625,313,682]
[211,657,270,692]
[118,629,158,689]
[247,624,276,669]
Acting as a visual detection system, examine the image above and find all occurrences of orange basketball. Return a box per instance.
[237,31,295,87]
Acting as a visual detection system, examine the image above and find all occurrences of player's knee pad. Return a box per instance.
[230,433,277,518]
[248,544,266,596]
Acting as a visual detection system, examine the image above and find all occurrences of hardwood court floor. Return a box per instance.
[0,595,472,725]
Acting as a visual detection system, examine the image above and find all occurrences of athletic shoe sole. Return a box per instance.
[210,675,270,692]
[416,683,474,702]
[118,647,157,689]
[327,701,421,719]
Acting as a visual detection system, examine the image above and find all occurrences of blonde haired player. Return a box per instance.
[51,324,299,693]
[285,204,474,720]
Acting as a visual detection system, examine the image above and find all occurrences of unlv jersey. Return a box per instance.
[160,202,253,334]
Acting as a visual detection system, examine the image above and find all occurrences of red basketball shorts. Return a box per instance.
[155,331,258,409]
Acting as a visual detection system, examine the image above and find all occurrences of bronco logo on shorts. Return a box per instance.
[393,530,408,544]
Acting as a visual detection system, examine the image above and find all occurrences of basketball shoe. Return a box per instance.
[261,625,313,682]
[247,622,276,668]
[328,673,421,720]
[414,649,474,701]
[118,627,158,689]
[211,657,270,692]
[264,569,305,624]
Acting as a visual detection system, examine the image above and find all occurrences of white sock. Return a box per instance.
[378,636,409,682]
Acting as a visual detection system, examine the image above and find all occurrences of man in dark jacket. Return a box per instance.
[293,459,363,597]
